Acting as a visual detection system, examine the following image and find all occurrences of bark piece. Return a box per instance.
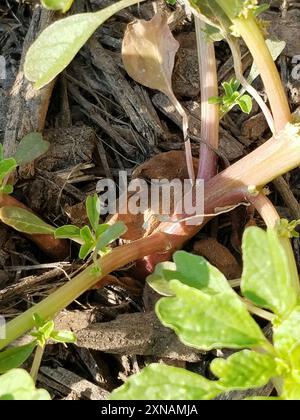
[39,366,109,400]
[76,311,202,362]
[4,7,55,158]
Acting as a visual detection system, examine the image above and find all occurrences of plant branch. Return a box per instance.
[30,345,45,383]
[2,126,300,350]
[195,17,219,180]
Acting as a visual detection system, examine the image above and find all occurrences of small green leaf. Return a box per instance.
[110,363,223,400]
[80,225,94,243]
[41,0,74,13]
[32,313,46,329]
[24,0,143,89]
[147,261,178,296]
[223,81,234,97]
[0,369,50,400]
[0,159,17,182]
[95,221,127,252]
[241,227,299,317]
[273,307,300,364]
[208,96,222,105]
[156,280,266,351]
[95,223,110,238]
[0,207,55,235]
[86,194,100,232]
[237,94,253,114]
[0,342,37,374]
[39,320,55,340]
[55,225,81,240]
[50,330,76,344]
[282,376,300,400]
[276,218,300,239]
[14,133,50,166]
[0,184,13,194]
[147,251,233,297]
[79,226,95,259]
[210,350,277,390]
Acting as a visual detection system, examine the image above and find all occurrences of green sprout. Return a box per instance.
[209,78,253,114]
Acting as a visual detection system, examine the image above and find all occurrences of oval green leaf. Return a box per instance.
[111,363,223,400]
[0,342,37,374]
[0,369,50,400]
[24,0,143,89]
[156,280,266,351]
[0,207,55,235]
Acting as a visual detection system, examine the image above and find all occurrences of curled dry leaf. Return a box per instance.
[122,12,194,181]
[122,12,179,98]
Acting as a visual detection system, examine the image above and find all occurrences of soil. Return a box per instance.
[0,0,300,400]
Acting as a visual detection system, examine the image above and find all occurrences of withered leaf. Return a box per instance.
[122,12,195,181]
[122,12,179,98]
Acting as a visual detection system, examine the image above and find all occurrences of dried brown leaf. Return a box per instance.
[122,12,179,98]
[122,12,195,181]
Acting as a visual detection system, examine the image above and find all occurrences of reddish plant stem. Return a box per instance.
[195,17,219,180]
[0,194,69,260]
[141,134,300,274]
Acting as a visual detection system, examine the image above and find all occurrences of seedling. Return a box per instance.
[0,313,76,386]
[0,194,127,271]
[209,78,253,114]
[55,193,127,266]
[111,226,300,400]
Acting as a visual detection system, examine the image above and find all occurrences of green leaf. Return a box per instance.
[0,184,13,194]
[0,159,17,182]
[0,369,50,400]
[14,133,50,166]
[32,313,46,329]
[208,96,222,105]
[147,251,233,297]
[41,0,74,13]
[223,81,234,97]
[86,194,100,232]
[156,280,266,351]
[210,350,277,390]
[24,0,143,89]
[0,342,37,374]
[80,225,94,243]
[147,261,178,296]
[273,307,300,364]
[79,226,95,259]
[39,320,55,340]
[95,221,127,252]
[95,223,110,238]
[50,330,76,344]
[241,227,299,317]
[0,207,55,235]
[237,94,252,114]
[55,225,81,240]
[282,376,300,400]
[110,363,223,400]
